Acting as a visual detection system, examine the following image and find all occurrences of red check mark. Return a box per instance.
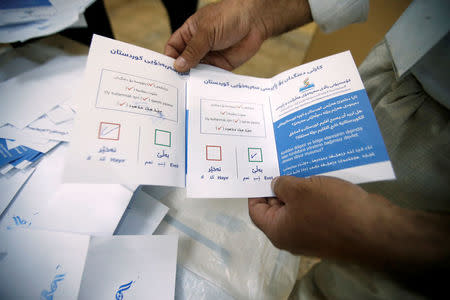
[126,86,133,91]
[220,111,226,115]
[234,119,239,123]
[143,97,149,101]
[119,102,126,106]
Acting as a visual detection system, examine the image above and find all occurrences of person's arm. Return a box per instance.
[248,176,450,277]
[164,0,313,72]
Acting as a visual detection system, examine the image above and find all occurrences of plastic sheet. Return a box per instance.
[150,188,300,300]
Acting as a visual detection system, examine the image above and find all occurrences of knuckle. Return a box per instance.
[183,43,201,61]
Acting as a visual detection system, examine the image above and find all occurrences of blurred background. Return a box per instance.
[104,0,411,77]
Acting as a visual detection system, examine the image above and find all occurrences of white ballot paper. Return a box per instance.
[65,35,395,198]
[0,230,178,300]
[114,187,169,235]
[0,144,132,236]
[0,229,90,300]
[0,0,56,26]
[0,55,86,129]
[65,35,187,187]
[78,235,178,300]
[0,168,35,215]
[0,0,96,43]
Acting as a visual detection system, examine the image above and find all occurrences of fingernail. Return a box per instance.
[271,176,279,191]
[174,57,187,70]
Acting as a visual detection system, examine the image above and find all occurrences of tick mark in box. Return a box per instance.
[98,122,120,141]
[248,148,263,162]
[206,145,222,161]
[154,129,171,147]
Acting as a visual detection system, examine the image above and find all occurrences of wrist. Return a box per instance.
[355,194,450,274]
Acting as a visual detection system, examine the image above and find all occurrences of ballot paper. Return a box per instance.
[0,143,132,236]
[65,35,187,188]
[0,124,60,154]
[46,102,76,124]
[23,115,73,142]
[0,0,95,43]
[0,230,178,300]
[0,0,56,26]
[0,55,86,129]
[114,187,169,235]
[65,35,395,198]
[0,168,35,215]
[78,235,178,300]
[0,229,90,300]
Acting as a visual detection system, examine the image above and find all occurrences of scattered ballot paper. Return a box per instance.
[0,55,86,129]
[0,229,90,300]
[0,230,178,300]
[0,0,95,43]
[0,0,56,26]
[0,168,35,215]
[65,35,395,198]
[78,235,178,300]
[115,187,169,235]
[0,144,132,236]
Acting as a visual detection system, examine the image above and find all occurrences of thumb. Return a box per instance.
[248,197,284,233]
[174,30,211,72]
[271,176,312,203]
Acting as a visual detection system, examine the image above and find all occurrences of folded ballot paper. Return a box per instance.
[64,35,395,198]
[0,229,178,300]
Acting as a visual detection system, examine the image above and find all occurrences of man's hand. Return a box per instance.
[249,176,450,275]
[164,0,313,72]
[249,175,392,258]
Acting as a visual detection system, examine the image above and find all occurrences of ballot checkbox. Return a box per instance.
[248,147,263,162]
[206,145,222,161]
[98,122,120,140]
[154,129,171,147]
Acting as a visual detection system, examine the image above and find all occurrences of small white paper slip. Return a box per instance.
[46,103,76,124]
[0,168,35,215]
[0,229,90,300]
[115,187,169,235]
[24,115,74,142]
[78,235,178,300]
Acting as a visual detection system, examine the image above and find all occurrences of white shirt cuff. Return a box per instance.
[308,0,369,33]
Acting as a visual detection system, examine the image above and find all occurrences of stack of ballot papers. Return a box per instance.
[0,55,87,214]
[0,0,95,43]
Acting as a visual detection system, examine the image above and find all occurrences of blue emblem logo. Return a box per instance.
[40,271,65,300]
[115,281,134,300]
[299,77,315,92]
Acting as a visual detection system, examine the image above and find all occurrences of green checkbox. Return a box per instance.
[154,129,171,147]
[248,148,263,162]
